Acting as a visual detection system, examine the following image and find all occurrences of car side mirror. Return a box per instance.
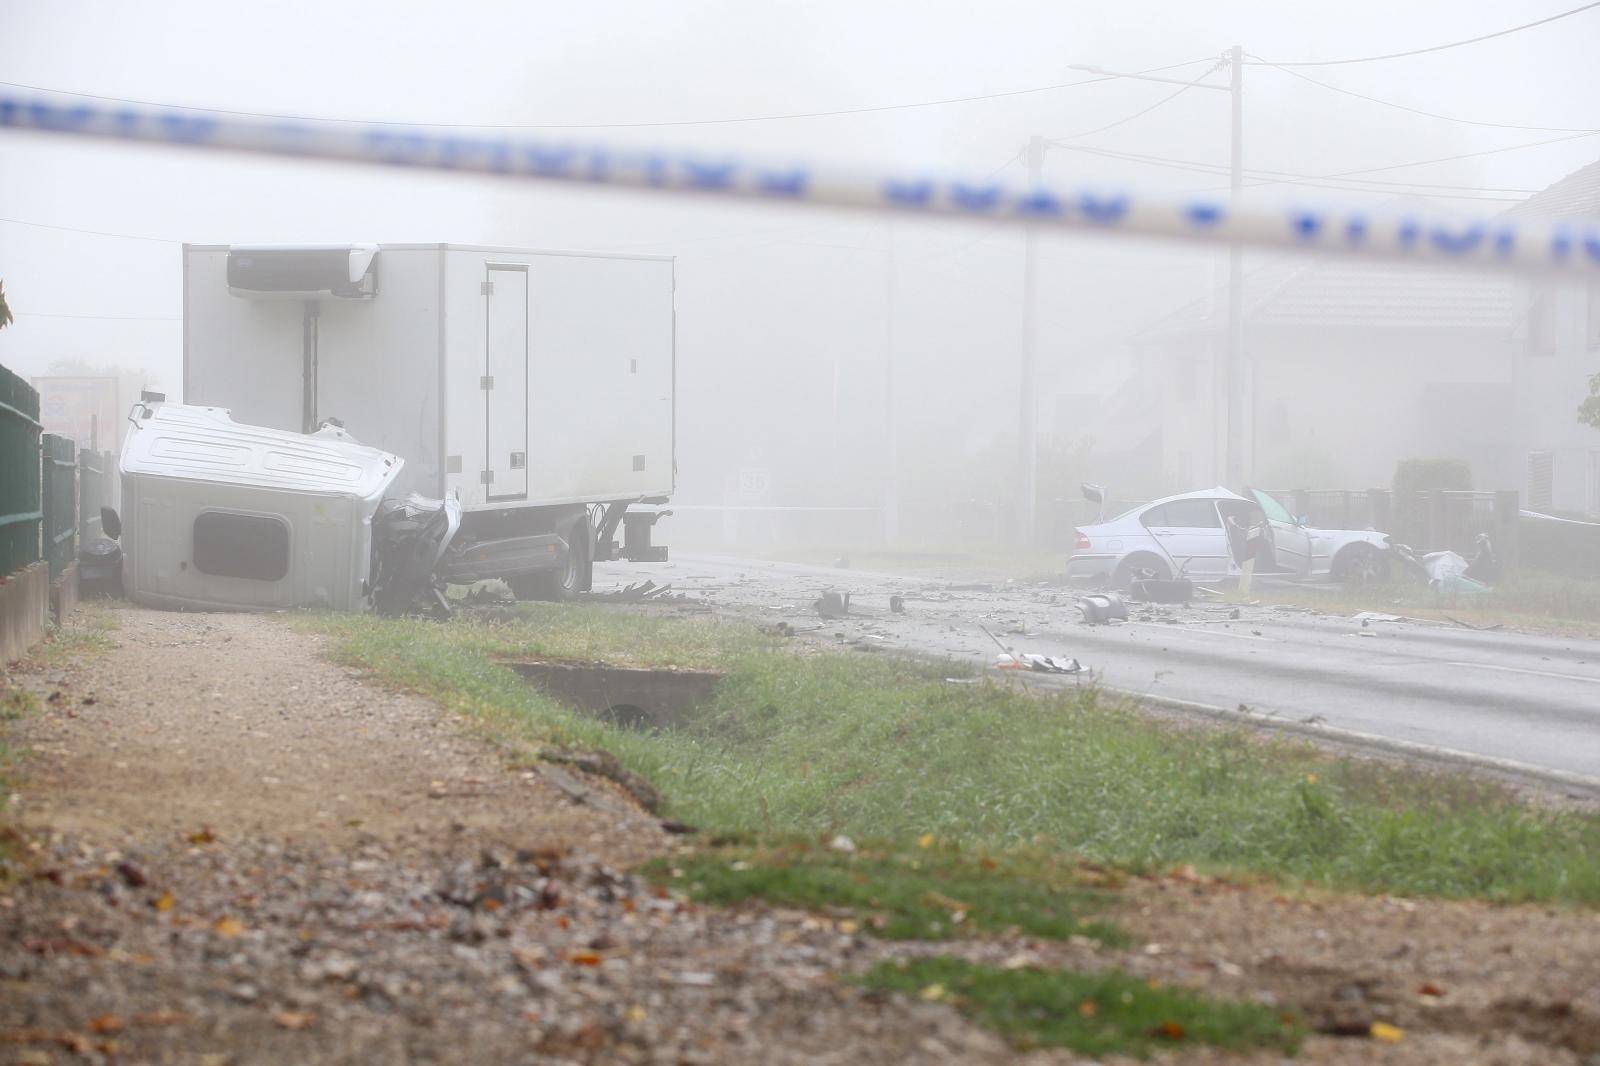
[1297,515,1310,527]
[101,507,121,540]
[1080,482,1104,504]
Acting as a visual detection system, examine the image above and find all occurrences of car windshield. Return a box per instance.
[1252,489,1296,525]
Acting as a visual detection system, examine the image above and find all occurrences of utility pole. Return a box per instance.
[1223,44,1245,488]
[1018,134,1045,547]
[883,219,899,544]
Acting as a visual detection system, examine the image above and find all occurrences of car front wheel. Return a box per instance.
[1332,543,1388,587]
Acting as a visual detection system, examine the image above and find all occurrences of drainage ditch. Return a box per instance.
[499,659,724,731]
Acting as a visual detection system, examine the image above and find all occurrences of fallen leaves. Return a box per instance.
[273,1010,316,1030]
[152,891,176,913]
[1370,1021,1404,1043]
[186,826,217,847]
[1152,1019,1187,1041]
[918,983,947,1002]
[211,916,246,938]
[85,1015,124,1034]
[567,949,603,966]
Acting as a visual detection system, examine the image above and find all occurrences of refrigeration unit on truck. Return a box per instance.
[181,242,675,599]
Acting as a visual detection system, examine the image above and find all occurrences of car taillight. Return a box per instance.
[1074,530,1091,551]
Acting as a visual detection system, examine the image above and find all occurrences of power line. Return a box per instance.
[1050,143,1540,193]
[1074,130,1600,196]
[0,215,180,243]
[15,311,179,321]
[1251,129,1600,185]
[1250,55,1600,134]
[1249,1,1600,66]
[1056,62,1225,140]
[0,58,1218,131]
[1051,144,1523,201]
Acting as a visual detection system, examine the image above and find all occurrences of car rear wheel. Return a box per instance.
[1332,543,1388,587]
[1113,553,1171,590]
[508,516,591,601]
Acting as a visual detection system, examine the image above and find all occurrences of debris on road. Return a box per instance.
[1446,615,1504,631]
[889,593,905,613]
[1130,578,1193,604]
[1004,653,1086,674]
[814,590,851,618]
[1076,593,1130,625]
[590,580,688,603]
[1352,612,1405,624]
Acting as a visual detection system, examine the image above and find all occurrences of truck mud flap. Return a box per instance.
[439,533,569,584]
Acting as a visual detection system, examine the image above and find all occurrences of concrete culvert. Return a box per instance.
[499,659,723,730]
[603,704,654,731]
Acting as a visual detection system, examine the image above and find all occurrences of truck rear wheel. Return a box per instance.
[508,515,591,601]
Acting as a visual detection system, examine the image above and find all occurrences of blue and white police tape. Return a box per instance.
[4,90,1599,275]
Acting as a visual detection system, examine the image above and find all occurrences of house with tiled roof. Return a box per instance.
[1114,159,1600,512]
[1503,158,1600,513]
[1124,255,1517,494]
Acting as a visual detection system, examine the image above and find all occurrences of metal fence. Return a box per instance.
[1261,487,1522,567]
[41,434,77,579]
[77,449,112,545]
[0,365,42,576]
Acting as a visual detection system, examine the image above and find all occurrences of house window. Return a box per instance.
[1176,358,1198,401]
[1588,278,1600,350]
[192,512,290,581]
[1528,286,1557,356]
[1527,451,1554,512]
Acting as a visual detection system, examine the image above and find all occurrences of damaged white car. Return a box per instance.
[1068,486,1390,587]
[110,403,573,615]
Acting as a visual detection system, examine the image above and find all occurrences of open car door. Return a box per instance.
[1250,489,1314,576]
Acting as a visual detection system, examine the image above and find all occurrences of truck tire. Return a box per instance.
[509,515,591,601]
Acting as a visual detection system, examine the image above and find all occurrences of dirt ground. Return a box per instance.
[2,605,1598,1065]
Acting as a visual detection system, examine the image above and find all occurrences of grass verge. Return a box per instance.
[305,603,1600,904]
[855,956,1303,1058]
[645,839,1124,943]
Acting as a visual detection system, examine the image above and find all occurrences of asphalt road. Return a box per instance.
[595,553,1600,786]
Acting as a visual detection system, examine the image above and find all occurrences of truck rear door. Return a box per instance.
[484,265,529,500]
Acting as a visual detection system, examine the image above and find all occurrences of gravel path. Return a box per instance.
[0,608,1031,1065]
[3,605,1599,1065]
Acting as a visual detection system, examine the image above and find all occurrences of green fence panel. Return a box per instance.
[78,449,107,544]
[0,364,42,576]
[41,433,76,579]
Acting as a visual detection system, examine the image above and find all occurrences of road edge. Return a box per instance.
[1114,686,1600,800]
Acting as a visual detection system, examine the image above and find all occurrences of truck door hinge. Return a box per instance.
[480,375,494,390]
[480,281,494,296]
[480,470,494,485]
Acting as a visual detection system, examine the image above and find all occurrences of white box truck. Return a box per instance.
[181,242,675,598]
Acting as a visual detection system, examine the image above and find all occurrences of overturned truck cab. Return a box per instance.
[115,403,574,615]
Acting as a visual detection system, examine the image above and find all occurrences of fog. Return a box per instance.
[5,0,1599,550]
